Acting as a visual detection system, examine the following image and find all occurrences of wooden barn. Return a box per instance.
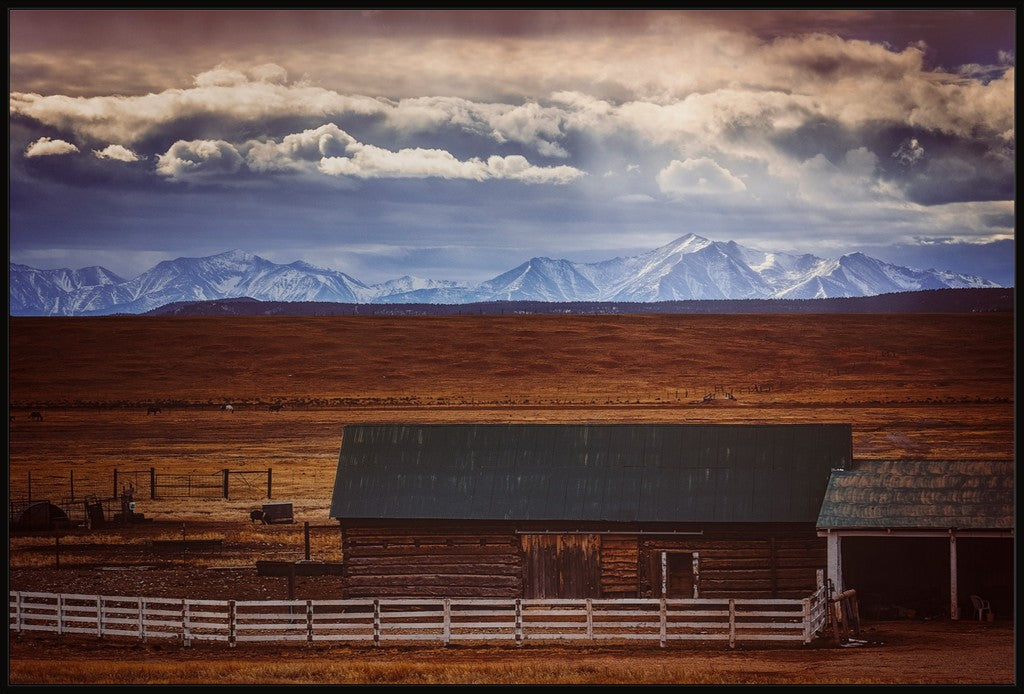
[329,423,851,600]
[817,460,1014,620]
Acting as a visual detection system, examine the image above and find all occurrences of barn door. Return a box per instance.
[520,534,601,598]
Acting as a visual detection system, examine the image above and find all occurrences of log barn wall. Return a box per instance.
[340,520,823,599]
[341,520,523,598]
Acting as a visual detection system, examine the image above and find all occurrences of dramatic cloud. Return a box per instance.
[172,122,588,184]
[156,139,244,179]
[7,10,1015,285]
[657,158,747,198]
[94,144,140,162]
[318,144,583,183]
[892,138,924,166]
[24,136,79,157]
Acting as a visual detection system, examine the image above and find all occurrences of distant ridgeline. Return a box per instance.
[137,288,1014,317]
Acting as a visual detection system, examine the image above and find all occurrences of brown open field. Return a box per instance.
[6,313,1017,684]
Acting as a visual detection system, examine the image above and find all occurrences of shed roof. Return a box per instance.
[330,423,851,523]
[816,460,1014,530]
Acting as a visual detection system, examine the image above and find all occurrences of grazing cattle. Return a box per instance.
[268,403,283,412]
[30,411,43,421]
[221,404,234,412]
[249,509,265,524]
[147,406,161,415]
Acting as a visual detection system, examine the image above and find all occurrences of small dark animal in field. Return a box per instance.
[250,509,265,523]
[30,411,43,421]
[268,403,283,412]
[147,406,161,415]
[221,404,234,412]
[702,393,715,403]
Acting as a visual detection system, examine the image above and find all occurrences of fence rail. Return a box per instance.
[10,591,830,648]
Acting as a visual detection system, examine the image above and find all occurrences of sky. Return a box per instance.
[7,9,1017,286]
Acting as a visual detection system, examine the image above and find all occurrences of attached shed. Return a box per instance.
[817,460,1014,620]
[330,423,851,599]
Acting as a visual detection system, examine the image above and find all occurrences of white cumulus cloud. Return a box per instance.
[156,139,244,179]
[656,157,747,198]
[94,144,140,162]
[24,137,79,157]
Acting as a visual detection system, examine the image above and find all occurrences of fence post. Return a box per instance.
[515,599,523,647]
[229,600,236,648]
[150,468,156,500]
[15,592,23,634]
[802,597,812,644]
[659,598,667,648]
[306,600,314,643]
[586,598,593,641]
[139,598,146,642]
[728,599,736,649]
[267,468,272,499]
[96,596,103,638]
[223,469,230,500]
[373,599,380,647]
[183,599,192,647]
[113,468,118,499]
[57,594,64,635]
[443,599,451,646]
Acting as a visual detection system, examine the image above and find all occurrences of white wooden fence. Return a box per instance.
[9,590,830,648]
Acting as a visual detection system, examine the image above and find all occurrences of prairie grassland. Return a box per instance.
[8,313,1014,524]
[7,619,1016,685]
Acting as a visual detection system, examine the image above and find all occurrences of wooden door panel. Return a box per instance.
[521,534,601,598]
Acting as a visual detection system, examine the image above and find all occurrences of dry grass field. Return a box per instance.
[6,312,1017,684]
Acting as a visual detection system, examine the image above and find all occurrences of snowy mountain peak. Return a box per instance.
[9,236,1002,315]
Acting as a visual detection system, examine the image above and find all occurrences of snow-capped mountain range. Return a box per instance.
[9,234,1000,316]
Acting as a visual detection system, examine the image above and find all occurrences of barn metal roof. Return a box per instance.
[329,423,851,523]
[816,460,1014,530]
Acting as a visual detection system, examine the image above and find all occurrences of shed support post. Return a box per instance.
[304,522,311,561]
[223,469,230,499]
[949,533,959,620]
[70,470,74,501]
[150,467,156,500]
[267,468,272,499]
[826,533,843,595]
